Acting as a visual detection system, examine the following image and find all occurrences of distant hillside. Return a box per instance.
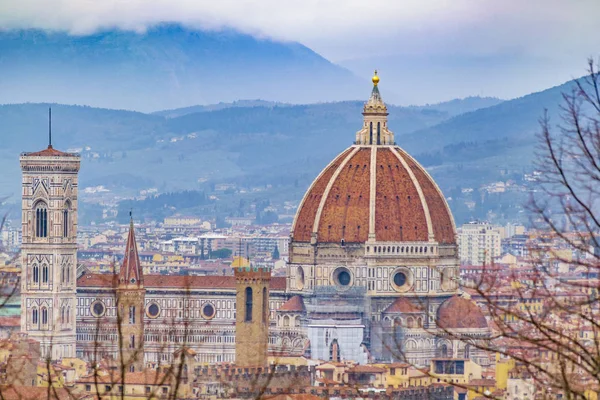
[154,95,503,119]
[399,79,582,193]
[153,100,290,118]
[410,96,504,117]
[0,77,582,225]
[0,99,451,200]
[0,24,364,112]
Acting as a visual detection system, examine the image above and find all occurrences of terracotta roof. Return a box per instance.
[0,316,21,327]
[292,148,353,242]
[279,295,305,312]
[0,386,86,400]
[291,146,455,244]
[437,295,488,329]
[384,297,423,314]
[77,273,286,291]
[24,145,76,157]
[118,220,143,287]
[347,365,386,373]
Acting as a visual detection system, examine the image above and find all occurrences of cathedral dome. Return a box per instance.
[291,74,455,245]
[436,295,487,329]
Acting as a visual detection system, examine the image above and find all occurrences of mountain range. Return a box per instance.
[0,25,365,112]
[0,24,581,224]
[0,76,573,226]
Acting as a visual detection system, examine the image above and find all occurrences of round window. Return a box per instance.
[202,303,215,319]
[147,303,160,318]
[393,272,407,287]
[91,301,105,317]
[333,267,352,287]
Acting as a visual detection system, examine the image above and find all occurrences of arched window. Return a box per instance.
[283,315,290,327]
[61,307,65,324]
[262,287,268,324]
[417,317,423,328]
[66,265,70,284]
[440,344,448,357]
[245,287,253,322]
[41,307,48,325]
[369,122,373,144]
[464,344,471,359]
[66,307,70,325]
[42,264,49,283]
[63,202,70,238]
[32,264,39,284]
[61,265,65,283]
[377,122,381,145]
[32,308,38,325]
[407,317,415,328]
[35,203,48,238]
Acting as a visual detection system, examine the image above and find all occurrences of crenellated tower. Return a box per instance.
[234,257,271,368]
[116,216,145,372]
[20,120,80,360]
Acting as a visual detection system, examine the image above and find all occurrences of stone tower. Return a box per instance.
[20,137,80,360]
[116,217,145,372]
[234,258,271,368]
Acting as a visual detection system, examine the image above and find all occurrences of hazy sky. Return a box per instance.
[1,0,599,103]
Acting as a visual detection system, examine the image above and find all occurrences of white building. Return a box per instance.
[457,222,501,266]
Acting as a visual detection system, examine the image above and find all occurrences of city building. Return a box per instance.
[457,222,501,266]
[18,74,491,370]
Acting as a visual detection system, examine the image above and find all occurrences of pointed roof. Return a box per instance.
[25,145,75,157]
[279,295,305,312]
[118,217,143,287]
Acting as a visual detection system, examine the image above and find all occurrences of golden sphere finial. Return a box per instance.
[372,70,380,86]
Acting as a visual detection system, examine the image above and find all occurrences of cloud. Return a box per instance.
[0,0,598,61]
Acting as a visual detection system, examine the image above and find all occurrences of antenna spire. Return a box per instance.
[48,107,52,149]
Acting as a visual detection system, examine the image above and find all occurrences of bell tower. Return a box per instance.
[234,258,271,368]
[20,111,80,360]
[116,216,145,372]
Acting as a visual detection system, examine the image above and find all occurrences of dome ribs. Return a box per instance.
[292,148,353,242]
[376,148,428,242]
[398,149,456,244]
[437,296,487,329]
[318,148,371,243]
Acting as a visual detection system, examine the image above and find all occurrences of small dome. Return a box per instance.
[437,296,487,329]
[384,297,422,314]
[279,295,305,312]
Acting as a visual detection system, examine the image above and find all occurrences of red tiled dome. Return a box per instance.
[384,297,423,314]
[437,296,487,329]
[279,295,305,312]
[291,146,455,244]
